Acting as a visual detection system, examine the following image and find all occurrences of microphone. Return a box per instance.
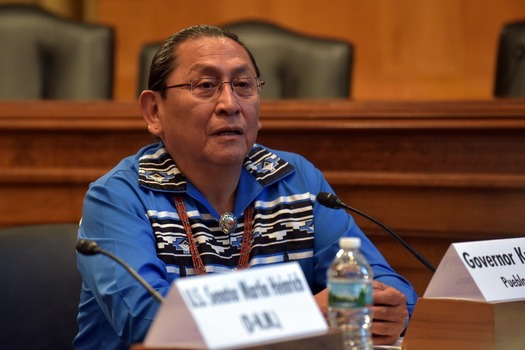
[316,192,436,273]
[76,239,164,303]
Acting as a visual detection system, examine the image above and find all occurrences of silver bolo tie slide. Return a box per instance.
[219,212,237,234]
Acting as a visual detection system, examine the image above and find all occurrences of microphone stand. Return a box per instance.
[317,192,436,273]
[338,201,436,273]
[76,239,164,303]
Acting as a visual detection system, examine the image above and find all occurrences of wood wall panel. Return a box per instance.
[94,0,525,101]
[2,99,525,295]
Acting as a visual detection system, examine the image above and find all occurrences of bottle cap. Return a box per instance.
[339,237,361,249]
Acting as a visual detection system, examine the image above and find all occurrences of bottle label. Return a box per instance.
[327,280,373,308]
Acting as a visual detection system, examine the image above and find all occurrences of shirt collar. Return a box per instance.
[138,143,295,192]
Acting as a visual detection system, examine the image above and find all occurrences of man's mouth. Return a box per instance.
[215,129,242,136]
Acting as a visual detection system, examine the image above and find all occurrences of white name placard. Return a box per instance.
[424,237,525,302]
[144,261,328,349]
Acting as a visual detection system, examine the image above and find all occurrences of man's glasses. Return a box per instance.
[161,77,264,99]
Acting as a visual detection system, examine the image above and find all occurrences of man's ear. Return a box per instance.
[139,90,163,137]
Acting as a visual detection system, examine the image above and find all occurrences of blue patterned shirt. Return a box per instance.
[74,142,417,349]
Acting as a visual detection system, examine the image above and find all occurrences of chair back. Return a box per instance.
[0,5,114,100]
[0,223,81,349]
[138,20,353,99]
[494,20,525,97]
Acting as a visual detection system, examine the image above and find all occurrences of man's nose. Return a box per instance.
[215,82,240,114]
[218,82,236,97]
[217,82,240,101]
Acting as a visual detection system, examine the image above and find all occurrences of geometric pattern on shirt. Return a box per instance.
[147,192,315,277]
[138,144,294,191]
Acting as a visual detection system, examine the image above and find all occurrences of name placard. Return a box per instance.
[424,237,525,302]
[144,261,328,349]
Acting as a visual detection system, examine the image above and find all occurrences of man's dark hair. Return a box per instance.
[148,24,261,98]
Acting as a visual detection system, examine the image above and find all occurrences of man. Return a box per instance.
[74,24,417,349]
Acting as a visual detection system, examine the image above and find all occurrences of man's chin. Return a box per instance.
[206,148,249,166]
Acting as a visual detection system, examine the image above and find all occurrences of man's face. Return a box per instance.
[147,36,261,173]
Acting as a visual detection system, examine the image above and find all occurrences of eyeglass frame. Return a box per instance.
[159,76,265,99]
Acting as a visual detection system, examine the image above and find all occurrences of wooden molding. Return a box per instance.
[2,99,524,295]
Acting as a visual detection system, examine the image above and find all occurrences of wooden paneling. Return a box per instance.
[255,99,525,293]
[93,0,525,101]
[2,99,525,295]
[0,101,150,227]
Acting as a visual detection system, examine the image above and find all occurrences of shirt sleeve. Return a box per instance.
[77,170,171,346]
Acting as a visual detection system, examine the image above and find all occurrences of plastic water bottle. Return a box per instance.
[327,237,373,350]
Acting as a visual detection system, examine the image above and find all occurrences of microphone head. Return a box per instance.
[76,239,101,255]
[316,192,344,209]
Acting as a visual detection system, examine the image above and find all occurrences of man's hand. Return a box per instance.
[371,281,408,345]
